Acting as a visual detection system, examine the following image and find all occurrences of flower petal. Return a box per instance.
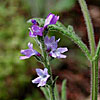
[36,68,44,76]
[49,36,55,43]
[37,76,50,87]
[57,48,68,53]
[43,68,48,75]
[44,13,54,27]
[20,49,34,57]
[37,79,46,87]
[50,51,57,58]
[44,36,49,44]
[32,77,41,84]
[44,13,59,28]
[28,42,33,49]
[56,38,60,43]
[20,56,30,60]
[31,20,38,25]
[49,47,68,58]
[29,31,36,37]
[57,54,67,58]
[44,36,60,51]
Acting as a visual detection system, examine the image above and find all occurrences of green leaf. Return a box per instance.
[94,40,100,60]
[52,76,60,100]
[61,80,67,100]
[27,18,91,61]
[40,87,50,100]
[54,84,60,100]
[48,24,91,60]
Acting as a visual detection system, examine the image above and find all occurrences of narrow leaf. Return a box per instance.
[61,80,67,100]
[94,40,100,60]
[48,24,91,60]
[40,87,50,100]
[54,84,60,100]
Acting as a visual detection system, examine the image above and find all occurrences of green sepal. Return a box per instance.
[52,76,59,86]
[34,55,43,63]
[46,78,52,86]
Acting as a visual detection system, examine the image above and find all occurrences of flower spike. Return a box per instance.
[29,13,59,37]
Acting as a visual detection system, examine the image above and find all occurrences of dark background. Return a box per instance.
[0,0,100,100]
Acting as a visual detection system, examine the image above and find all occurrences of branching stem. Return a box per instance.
[78,0,99,100]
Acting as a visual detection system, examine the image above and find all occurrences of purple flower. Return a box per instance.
[20,42,40,60]
[29,25,43,37]
[44,36,60,51]
[32,68,50,87]
[29,13,59,37]
[49,47,68,58]
[44,13,59,28]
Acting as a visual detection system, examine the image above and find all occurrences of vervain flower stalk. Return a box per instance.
[20,13,68,100]
[20,3,100,99]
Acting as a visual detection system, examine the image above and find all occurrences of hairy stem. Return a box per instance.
[78,0,95,55]
[78,0,99,100]
[91,59,99,100]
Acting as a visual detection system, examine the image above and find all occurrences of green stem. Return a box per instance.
[91,59,99,100]
[52,85,55,100]
[78,0,99,100]
[78,0,95,55]
[41,37,50,70]
[41,37,55,100]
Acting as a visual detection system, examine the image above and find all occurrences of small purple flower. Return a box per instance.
[29,25,43,37]
[32,68,50,87]
[31,20,39,25]
[44,13,59,28]
[44,36,60,51]
[49,47,68,58]
[20,42,40,60]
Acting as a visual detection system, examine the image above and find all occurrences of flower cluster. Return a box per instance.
[29,13,59,37]
[20,13,68,87]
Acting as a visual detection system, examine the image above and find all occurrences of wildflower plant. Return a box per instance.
[20,13,68,100]
[20,0,100,100]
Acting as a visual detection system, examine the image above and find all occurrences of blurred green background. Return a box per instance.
[0,0,100,100]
